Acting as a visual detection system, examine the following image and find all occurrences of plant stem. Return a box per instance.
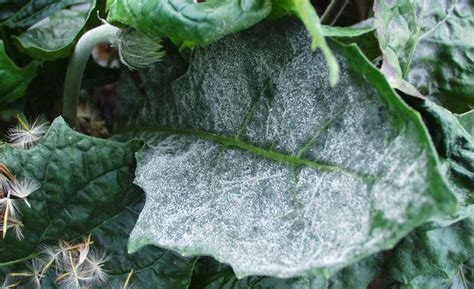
[63,24,120,128]
[321,0,349,25]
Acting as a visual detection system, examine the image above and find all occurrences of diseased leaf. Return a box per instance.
[89,194,197,289]
[116,19,456,278]
[13,1,96,60]
[374,0,474,112]
[1,0,88,30]
[383,217,474,289]
[0,40,38,106]
[106,0,272,47]
[272,0,340,86]
[0,117,141,264]
[410,100,474,225]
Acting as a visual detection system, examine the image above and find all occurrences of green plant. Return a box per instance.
[0,0,472,288]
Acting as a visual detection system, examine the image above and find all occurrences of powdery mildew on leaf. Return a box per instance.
[128,20,456,278]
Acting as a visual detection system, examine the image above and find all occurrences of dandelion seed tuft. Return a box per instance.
[9,178,40,208]
[6,116,49,149]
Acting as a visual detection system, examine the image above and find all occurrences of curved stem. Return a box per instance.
[321,0,349,25]
[63,24,120,128]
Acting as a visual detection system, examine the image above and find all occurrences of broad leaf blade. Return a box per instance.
[117,19,456,278]
[374,0,474,112]
[0,40,38,106]
[106,0,271,47]
[13,1,96,60]
[0,117,141,263]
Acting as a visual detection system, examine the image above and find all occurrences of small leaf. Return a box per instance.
[13,1,96,60]
[0,41,38,106]
[115,19,456,278]
[374,0,474,112]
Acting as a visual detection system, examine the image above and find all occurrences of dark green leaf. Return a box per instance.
[384,217,474,289]
[189,254,383,289]
[374,0,474,112]
[1,0,89,30]
[0,40,38,106]
[0,117,141,264]
[114,19,456,278]
[13,1,96,60]
[106,0,271,47]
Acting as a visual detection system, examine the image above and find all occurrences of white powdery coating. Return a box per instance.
[130,20,441,278]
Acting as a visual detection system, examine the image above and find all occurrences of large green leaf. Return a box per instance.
[115,19,456,278]
[12,1,96,60]
[0,117,141,264]
[106,0,271,47]
[1,0,88,30]
[0,40,38,106]
[374,0,474,113]
[408,100,474,225]
[383,217,474,289]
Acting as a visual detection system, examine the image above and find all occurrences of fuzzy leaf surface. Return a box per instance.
[116,19,456,278]
[0,117,141,263]
[374,0,474,112]
[0,40,38,106]
[271,0,339,86]
[13,1,96,60]
[106,0,271,46]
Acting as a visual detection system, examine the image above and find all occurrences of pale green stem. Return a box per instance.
[63,24,120,128]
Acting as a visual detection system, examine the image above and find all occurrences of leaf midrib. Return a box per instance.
[121,126,378,181]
